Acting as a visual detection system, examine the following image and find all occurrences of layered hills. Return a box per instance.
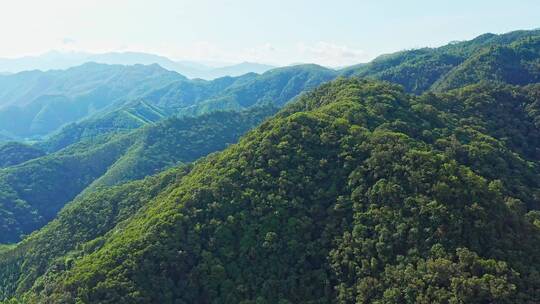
[2,78,540,302]
[0,106,275,244]
[1,29,540,303]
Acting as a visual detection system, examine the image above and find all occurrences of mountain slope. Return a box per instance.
[0,133,136,243]
[42,65,335,152]
[40,100,171,153]
[0,63,183,138]
[341,29,540,94]
[0,62,264,144]
[432,36,540,91]
[86,106,276,190]
[2,29,539,142]
[0,63,184,109]
[5,79,540,303]
[0,106,275,244]
[0,165,192,301]
[179,64,338,116]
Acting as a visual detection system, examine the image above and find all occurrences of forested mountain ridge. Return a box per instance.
[178,64,338,116]
[40,74,262,151]
[0,165,193,301]
[2,78,540,303]
[40,64,336,152]
[54,63,335,150]
[0,63,264,142]
[431,35,540,91]
[0,106,275,244]
[0,62,339,245]
[0,63,184,138]
[85,105,277,190]
[1,29,538,143]
[341,29,540,94]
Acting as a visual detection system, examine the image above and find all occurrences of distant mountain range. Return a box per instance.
[0,62,334,142]
[0,51,276,79]
[1,29,540,143]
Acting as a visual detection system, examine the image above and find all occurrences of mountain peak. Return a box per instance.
[0,51,279,79]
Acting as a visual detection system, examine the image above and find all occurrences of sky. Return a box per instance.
[0,0,539,67]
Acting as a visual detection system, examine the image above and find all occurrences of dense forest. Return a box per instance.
[1,78,540,302]
[0,165,193,301]
[342,29,540,94]
[0,106,275,243]
[0,29,540,303]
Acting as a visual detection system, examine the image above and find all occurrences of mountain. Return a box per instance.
[0,63,183,139]
[341,29,540,94]
[4,29,537,143]
[40,64,337,152]
[0,64,342,242]
[431,36,540,91]
[0,63,330,143]
[0,51,276,80]
[2,79,540,303]
[0,165,193,302]
[0,106,275,244]
[178,64,338,116]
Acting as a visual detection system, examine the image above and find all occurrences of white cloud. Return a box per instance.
[127,42,282,66]
[137,41,233,64]
[0,1,371,66]
[219,42,370,67]
[149,41,370,67]
[295,42,371,67]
